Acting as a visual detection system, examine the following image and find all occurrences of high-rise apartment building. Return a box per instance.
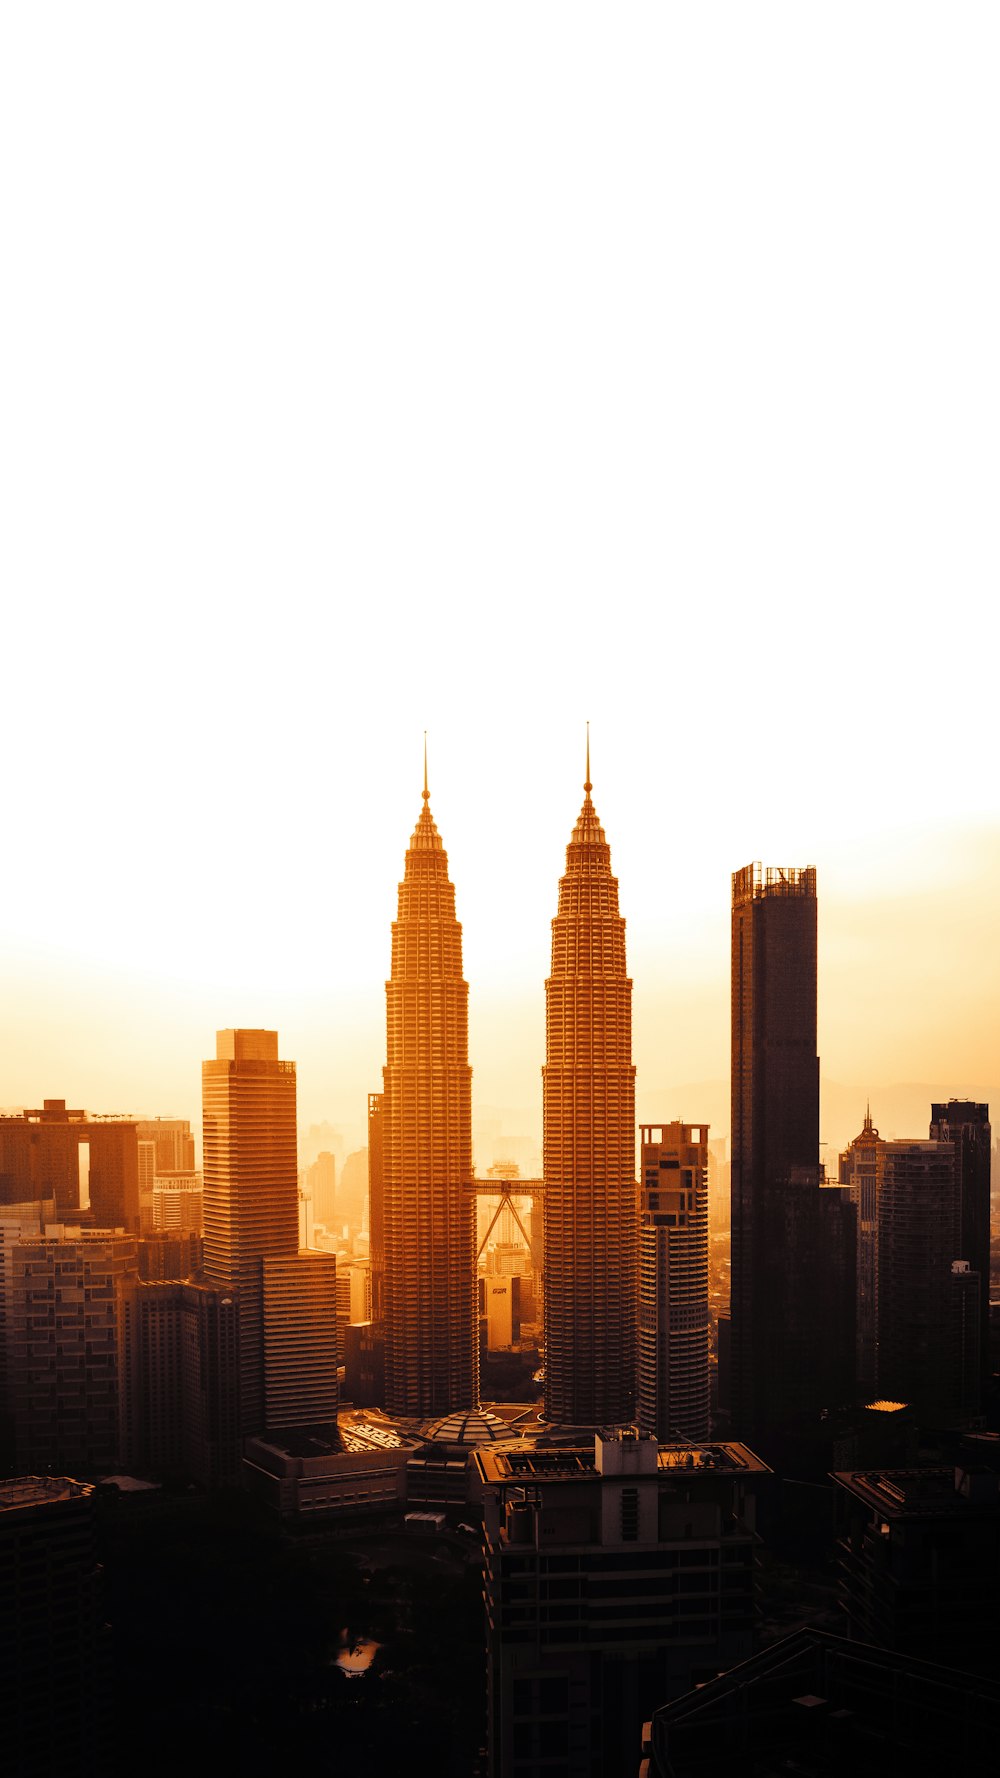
[9,1228,139,1474]
[638,1123,710,1442]
[118,1277,241,1486]
[382,767,477,1417]
[730,862,820,1450]
[202,1029,298,1437]
[929,1100,991,1392]
[543,754,636,1428]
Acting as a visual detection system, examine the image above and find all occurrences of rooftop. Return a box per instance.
[476,1440,767,1485]
[0,1476,91,1512]
[834,1466,1000,1516]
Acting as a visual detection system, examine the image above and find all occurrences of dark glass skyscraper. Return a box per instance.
[543,753,636,1427]
[730,863,827,1452]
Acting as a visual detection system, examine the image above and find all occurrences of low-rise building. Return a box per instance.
[243,1431,410,1519]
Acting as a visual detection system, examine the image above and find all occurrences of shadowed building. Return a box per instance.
[877,1140,980,1425]
[638,1123,711,1442]
[118,1277,241,1486]
[644,1627,1000,1777]
[202,1029,298,1437]
[382,758,477,1416]
[930,1100,992,1395]
[543,745,636,1428]
[0,1476,111,1778]
[731,863,855,1466]
[839,1106,883,1399]
[834,1463,1000,1673]
[477,1429,766,1778]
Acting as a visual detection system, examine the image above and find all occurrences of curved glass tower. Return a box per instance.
[383,762,477,1416]
[543,748,636,1427]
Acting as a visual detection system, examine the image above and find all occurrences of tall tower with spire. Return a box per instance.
[543,734,637,1427]
[382,747,477,1417]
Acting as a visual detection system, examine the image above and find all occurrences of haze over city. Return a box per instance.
[4,8,1000,1778]
[3,6,998,1171]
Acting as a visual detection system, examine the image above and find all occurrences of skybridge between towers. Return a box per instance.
[465,1177,544,1267]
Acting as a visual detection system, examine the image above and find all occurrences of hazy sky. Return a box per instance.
[2,6,997,1160]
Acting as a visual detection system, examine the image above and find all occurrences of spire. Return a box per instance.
[571,723,606,848]
[409,734,443,852]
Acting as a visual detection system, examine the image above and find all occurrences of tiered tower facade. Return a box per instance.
[383,768,476,1416]
[543,754,636,1427]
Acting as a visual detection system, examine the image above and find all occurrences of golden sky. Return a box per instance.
[2,7,997,1161]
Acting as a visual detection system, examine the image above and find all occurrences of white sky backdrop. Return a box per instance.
[2,5,997,1158]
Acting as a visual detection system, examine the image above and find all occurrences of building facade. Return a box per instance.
[543,757,636,1427]
[477,1429,766,1778]
[118,1277,242,1487]
[8,1228,139,1475]
[367,1092,385,1328]
[202,1029,299,1437]
[638,1123,711,1442]
[0,1101,139,1229]
[382,770,477,1416]
[262,1251,338,1433]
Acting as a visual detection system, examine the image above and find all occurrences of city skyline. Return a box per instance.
[0,757,996,1166]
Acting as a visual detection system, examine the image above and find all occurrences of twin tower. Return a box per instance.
[381,750,636,1429]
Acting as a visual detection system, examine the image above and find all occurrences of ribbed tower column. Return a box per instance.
[383,764,477,1417]
[543,750,637,1427]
